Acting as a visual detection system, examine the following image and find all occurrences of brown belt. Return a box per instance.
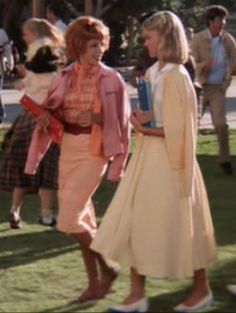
[64,123,92,135]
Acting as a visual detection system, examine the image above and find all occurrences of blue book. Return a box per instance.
[136,77,156,128]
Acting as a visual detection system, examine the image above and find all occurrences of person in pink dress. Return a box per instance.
[29,16,130,304]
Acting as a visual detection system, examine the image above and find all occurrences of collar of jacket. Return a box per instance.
[203,28,229,42]
[60,61,115,77]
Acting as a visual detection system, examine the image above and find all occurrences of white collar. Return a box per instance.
[157,62,176,74]
[207,29,222,39]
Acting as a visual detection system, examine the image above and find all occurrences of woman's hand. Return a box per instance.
[130,112,144,132]
[14,80,25,91]
[133,108,154,124]
[16,64,27,78]
[37,111,51,134]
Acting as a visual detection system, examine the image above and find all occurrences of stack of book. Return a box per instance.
[136,77,155,128]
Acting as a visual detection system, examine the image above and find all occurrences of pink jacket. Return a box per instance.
[25,62,131,181]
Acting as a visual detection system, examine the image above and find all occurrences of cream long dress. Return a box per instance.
[91,62,217,279]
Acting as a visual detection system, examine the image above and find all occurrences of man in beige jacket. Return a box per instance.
[192,5,236,175]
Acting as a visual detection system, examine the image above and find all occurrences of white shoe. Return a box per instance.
[174,291,213,312]
[227,285,236,296]
[110,298,148,312]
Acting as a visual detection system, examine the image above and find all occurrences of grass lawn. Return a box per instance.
[0,129,236,312]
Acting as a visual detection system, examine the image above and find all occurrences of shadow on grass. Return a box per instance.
[38,301,98,313]
[0,153,235,275]
[130,256,236,312]
[34,257,236,313]
[0,229,77,270]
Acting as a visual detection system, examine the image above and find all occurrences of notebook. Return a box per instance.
[136,77,155,128]
[20,94,63,144]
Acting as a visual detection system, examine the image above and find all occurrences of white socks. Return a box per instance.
[10,208,20,220]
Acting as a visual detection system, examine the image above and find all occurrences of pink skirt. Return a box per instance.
[57,134,108,237]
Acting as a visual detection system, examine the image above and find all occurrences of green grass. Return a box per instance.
[0,130,236,312]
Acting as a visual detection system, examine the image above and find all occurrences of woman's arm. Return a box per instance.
[140,126,164,137]
[15,64,27,78]
[130,113,165,137]
[14,80,25,90]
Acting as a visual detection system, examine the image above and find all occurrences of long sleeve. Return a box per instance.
[162,68,197,197]
[107,75,131,181]
[190,30,214,86]
[224,32,236,74]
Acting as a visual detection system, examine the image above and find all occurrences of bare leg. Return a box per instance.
[39,188,55,219]
[122,268,146,305]
[9,187,26,228]
[11,187,26,216]
[71,232,101,301]
[96,254,118,297]
[182,268,211,307]
[71,231,118,301]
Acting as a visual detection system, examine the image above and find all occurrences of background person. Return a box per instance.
[191,5,236,175]
[0,26,14,122]
[45,0,67,33]
[0,18,64,229]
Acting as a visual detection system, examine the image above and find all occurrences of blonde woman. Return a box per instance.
[0,18,64,228]
[91,11,217,312]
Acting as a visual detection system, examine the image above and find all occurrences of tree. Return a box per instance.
[84,0,116,17]
[2,0,31,56]
[2,0,236,66]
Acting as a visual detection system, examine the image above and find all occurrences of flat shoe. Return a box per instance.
[110,298,148,312]
[38,217,57,227]
[72,289,103,307]
[174,291,213,312]
[9,212,21,229]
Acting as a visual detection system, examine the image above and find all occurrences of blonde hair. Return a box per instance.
[143,11,189,64]
[23,18,64,47]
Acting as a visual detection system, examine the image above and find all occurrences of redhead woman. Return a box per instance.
[91,11,217,313]
[26,16,130,304]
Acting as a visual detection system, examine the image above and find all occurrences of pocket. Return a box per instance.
[105,90,117,104]
[105,90,116,96]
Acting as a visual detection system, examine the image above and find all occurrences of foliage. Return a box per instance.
[1,0,236,65]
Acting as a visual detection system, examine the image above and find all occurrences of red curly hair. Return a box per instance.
[65,16,110,60]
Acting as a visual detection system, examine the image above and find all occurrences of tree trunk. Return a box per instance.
[95,0,103,17]
[84,0,94,15]
[126,16,135,65]
[32,0,44,17]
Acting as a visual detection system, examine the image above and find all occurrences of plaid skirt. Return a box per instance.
[0,112,59,193]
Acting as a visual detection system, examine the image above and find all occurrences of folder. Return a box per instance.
[20,94,63,144]
[136,77,155,128]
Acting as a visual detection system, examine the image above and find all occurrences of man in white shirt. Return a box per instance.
[45,0,67,33]
[0,27,14,122]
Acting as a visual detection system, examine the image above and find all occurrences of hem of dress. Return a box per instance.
[91,247,217,279]
[57,224,97,238]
